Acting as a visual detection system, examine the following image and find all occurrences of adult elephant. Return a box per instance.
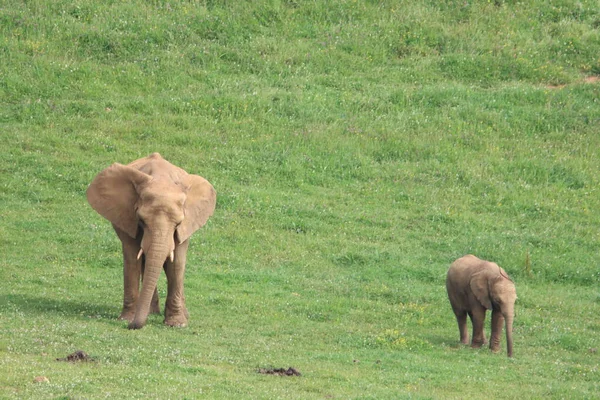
[87,153,216,329]
[446,255,517,357]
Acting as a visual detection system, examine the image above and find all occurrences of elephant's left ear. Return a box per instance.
[176,174,216,244]
[470,271,493,310]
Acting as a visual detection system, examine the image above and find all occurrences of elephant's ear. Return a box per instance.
[470,271,493,310]
[87,163,152,238]
[176,174,216,244]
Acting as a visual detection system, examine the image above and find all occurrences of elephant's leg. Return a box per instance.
[489,309,504,353]
[114,227,144,321]
[163,240,190,327]
[470,307,487,348]
[141,262,161,315]
[454,311,469,344]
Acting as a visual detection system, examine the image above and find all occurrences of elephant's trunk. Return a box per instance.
[505,312,514,357]
[128,239,170,330]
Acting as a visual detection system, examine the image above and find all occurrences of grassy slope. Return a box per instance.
[1,0,599,398]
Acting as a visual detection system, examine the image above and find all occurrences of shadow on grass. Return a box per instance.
[2,293,119,321]
[424,334,455,348]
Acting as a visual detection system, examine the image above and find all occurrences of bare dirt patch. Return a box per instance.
[56,350,94,362]
[547,75,599,89]
[584,76,599,84]
[258,367,301,376]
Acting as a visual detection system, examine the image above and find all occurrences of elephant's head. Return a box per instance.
[470,266,517,357]
[87,159,216,329]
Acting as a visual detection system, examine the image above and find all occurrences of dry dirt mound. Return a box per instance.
[56,350,94,362]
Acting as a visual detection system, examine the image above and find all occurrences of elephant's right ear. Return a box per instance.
[87,163,152,238]
[470,271,493,310]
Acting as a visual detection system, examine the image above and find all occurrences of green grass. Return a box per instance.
[1,0,599,398]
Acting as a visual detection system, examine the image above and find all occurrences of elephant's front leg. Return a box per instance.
[469,308,487,348]
[163,239,190,327]
[489,309,504,353]
[115,228,142,321]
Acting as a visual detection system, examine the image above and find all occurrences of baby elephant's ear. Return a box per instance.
[470,271,493,310]
[176,174,216,244]
[87,163,152,238]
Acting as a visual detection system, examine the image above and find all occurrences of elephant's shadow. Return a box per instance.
[2,293,119,321]
[423,334,454,347]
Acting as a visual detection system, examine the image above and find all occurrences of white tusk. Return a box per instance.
[169,250,174,263]
[137,248,143,260]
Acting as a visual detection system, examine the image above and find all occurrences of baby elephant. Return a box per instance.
[446,255,517,357]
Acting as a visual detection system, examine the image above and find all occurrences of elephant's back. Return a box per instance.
[447,255,485,284]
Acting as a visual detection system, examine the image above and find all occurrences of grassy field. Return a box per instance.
[1,0,599,398]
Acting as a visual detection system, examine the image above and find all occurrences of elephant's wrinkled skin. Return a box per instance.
[87,153,216,329]
[446,255,517,357]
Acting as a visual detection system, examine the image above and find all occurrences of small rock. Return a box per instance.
[33,376,49,383]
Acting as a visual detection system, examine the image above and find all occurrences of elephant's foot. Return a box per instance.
[164,315,188,328]
[118,310,135,322]
[128,320,146,330]
[489,341,502,353]
[471,340,485,348]
[164,299,188,327]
